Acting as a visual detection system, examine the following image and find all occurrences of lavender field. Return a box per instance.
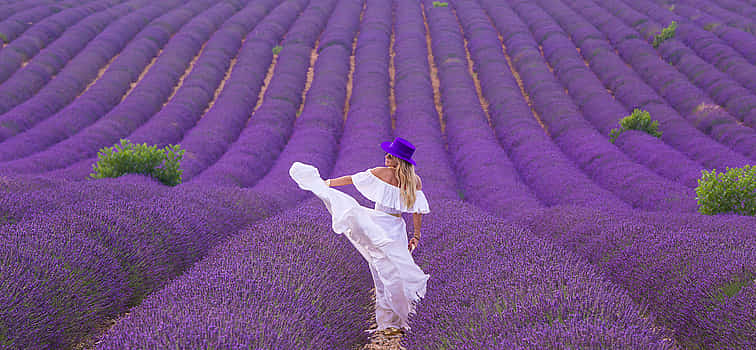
[0,0,754,348]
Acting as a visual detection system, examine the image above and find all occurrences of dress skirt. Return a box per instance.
[289,162,429,330]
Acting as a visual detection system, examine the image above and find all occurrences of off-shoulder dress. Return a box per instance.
[288,161,430,331]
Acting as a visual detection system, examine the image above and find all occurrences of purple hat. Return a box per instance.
[381,137,416,166]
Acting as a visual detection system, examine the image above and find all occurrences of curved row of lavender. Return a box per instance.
[0,0,252,174]
[0,174,278,349]
[521,205,756,349]
[45,0,288,180]
[0,0,158,117]
[607,0,756,131]
[518,0,705,189]
[0,0,207,155]
[477,0,699,212]
[578,0,756,161]
[0,0,104,80]
[422,0,545,218]
[542,0,751,172]
[0,0,753,348]
[190,0,340,185]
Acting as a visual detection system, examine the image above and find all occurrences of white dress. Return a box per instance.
[288,161,430,331]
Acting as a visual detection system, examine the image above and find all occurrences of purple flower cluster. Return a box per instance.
[190,0,340,186]
[422,0,543,218]
[615,0,756,130]
[167,0,309,181]
[679,0,756,33]
[479,0,698,212]
[93,200,374,349]
[0,0,153,116]
[0,0,241,174]
[44,0,284,181]
[403,199,673,349]
[521,205,756,348]
[525,0,705,189]
[0,1,57,22]
[245,0,364,206]
[451,0,631,208]
[392,0,458,200]
[652,2,756,83]
[0,0,192,154]
[327,0,394,205]
[625,0,756,101]
[0,0,90,51]
[586,0,756,160]
[0,174,275,348]
[549,0,751,171]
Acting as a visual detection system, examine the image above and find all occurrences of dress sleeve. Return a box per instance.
[412,190,430,214]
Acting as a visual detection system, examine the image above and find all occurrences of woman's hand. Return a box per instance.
[325,179,331,187]
[408,237,419,252]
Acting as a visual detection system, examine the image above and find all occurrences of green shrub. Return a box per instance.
[90,139,185,186]
[433,1,448,7]
[652,21,677,48]
[272,45,282,55]
[695,165,756,216]
[609,108,662,143]
[0,32,8,44]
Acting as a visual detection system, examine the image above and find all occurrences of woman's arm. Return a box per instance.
[325,175,353,187]
[412,213,422,239]
[409,212,422,251]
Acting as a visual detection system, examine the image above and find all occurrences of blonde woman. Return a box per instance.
[289,137,430,334]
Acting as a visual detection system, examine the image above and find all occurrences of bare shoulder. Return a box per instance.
[370,166,391,176]
[415,174,422,190]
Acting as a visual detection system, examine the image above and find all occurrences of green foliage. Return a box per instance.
[0,32,8,44]
[272,45,283,55]
[90,139,185,186]
[609,108,662,143]
[652,21,677,48]
[433,1,448,7]
[695,165,756,216]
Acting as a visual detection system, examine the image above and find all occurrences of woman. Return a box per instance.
[288,137,430,334]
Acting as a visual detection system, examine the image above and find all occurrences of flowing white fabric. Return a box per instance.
[289,161,430,330]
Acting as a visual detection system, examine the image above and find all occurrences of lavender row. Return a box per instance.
[0,0,57,27]
[677,0,756,33]
[401,199,672,349]
[663,1,756,65]
[0,0,192,153]
[0,0,92,50]
[0,0,115,86]
[590,0,756,158]
[453,0,634,207]
[244,0,364,207]
[45,0,285,181]
[521,0,704,189]
[392,0,458,200]
[0,0,243,175]
[164,0,309,181]
[550,0,751,170]
[190,0,339,185]
[0,0,149,116]
[610,0,756,130]
[0,175,275,349]
[422,0,544,218]
[623,0,756,108]
[94,200,374,349]
[294,0,393,208]
[479,0,696,212]
[521,206,756,348]
[710,0,756,20]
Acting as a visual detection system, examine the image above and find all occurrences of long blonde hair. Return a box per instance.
[389,155,418,208]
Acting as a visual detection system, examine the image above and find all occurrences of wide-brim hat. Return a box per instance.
[381,137,416,166]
